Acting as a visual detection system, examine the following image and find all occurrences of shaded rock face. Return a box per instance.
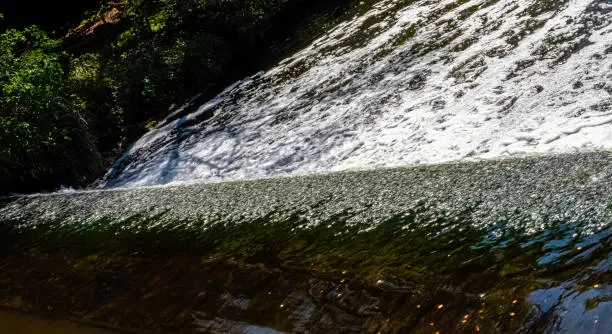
[65,2,122,40]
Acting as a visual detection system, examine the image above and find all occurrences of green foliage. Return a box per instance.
[98,0,288,122]
[0,28,64,159]
[0,27,99,191]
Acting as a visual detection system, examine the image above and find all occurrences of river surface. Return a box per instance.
[1,0,612,332]
[0,308,115,333]
[1,152,611,332]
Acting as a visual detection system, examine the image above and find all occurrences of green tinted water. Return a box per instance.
[0,152,611,332]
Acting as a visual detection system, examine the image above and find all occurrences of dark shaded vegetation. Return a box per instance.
[0,27,103,193]
[0,1,102,32]
[0,0,358,194]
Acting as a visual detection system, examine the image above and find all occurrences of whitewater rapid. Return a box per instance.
[104,0,612,188]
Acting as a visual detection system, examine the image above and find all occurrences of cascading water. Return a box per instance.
[1,1,612,332]
[105,0,612,188]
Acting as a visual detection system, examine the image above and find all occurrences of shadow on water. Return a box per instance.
[0,308,116,334]
[0,202,609,333]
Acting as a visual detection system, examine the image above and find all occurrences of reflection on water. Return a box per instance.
[528,283,611,332]
[0,153,611,332]
[0,308,115,333]
[0,209,609,333]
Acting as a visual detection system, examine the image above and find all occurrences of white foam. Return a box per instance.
[104,0,612,188]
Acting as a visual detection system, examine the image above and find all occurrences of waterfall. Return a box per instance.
[104,0,612,188]
[1,1,611,332]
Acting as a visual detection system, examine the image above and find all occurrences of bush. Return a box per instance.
[0,27,100,192]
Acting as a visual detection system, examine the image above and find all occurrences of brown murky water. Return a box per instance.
[0,308,116,333]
